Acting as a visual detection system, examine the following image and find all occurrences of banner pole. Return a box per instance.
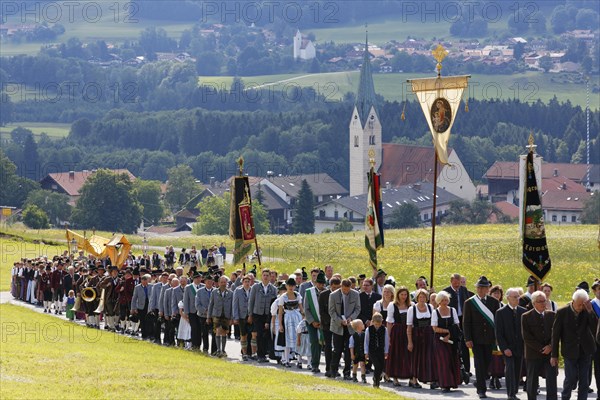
[430,151,438,290]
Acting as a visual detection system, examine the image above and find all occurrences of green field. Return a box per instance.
[0,304,396,399]
[2,224,598,304]
[200,71,600,110]
[0,122,71,141]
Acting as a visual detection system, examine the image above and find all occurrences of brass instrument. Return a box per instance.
[94,288,105,313]
[71,295,82,313]
[81,287,97,302]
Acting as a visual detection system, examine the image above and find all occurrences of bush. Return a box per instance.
[22,205,50,229]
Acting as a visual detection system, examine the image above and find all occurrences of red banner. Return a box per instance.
[239,203,255,243]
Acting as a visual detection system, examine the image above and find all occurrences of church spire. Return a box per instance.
[355,26,378,125]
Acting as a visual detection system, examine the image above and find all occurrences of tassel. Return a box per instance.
[401,101,406,121]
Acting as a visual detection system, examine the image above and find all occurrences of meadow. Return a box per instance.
[199,71,600,110]
[0,122,72,142]
[0,304,398,399]
[2,224,598,304]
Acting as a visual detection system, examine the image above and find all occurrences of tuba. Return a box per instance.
[94,288,105,314]
[81,287,97,302]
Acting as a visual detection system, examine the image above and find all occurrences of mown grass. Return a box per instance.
[2,224,597,304]
[0,304,400,399]
[199,71,600,110]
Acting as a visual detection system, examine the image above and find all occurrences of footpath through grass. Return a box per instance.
[0,304,399,399]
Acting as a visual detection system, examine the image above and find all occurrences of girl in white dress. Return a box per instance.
[278,277,304,367]
[177,300,191,350]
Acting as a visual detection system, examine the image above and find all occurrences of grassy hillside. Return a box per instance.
[199,71,600,109]
[0,122,71,142]
[0,304,397,399]
[2,224,598,304]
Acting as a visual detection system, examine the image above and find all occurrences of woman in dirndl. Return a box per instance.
[386,286,413,386]
[271,283,287,362]
[431,290,462,393]
[407,288,437,389]
[278,277,304,368]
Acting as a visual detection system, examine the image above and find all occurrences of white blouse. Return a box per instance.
[406,304,432,326]
[431,307,459,327]
[385,302,408,324]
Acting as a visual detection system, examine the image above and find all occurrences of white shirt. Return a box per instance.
[431,307,459,327]
[385,303,408,324]
[406,304,432,326]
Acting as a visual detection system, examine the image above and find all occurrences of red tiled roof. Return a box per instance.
[542,190,593,211]
[542,176,587,193]
[494,201,519,218]
[42,169,135,196]
[485,161,595,182]
[379,143,446,187]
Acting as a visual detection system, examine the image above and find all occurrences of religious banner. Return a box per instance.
[365,151,384,269]
[408,45,469,164]
[522,150,551,281]
[229,175,254,264]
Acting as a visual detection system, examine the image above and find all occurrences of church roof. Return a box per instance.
[379,143,449,187]
[355,34,378,124]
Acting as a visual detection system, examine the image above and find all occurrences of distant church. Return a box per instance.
[349,36,476,201]
[293,29,316,60]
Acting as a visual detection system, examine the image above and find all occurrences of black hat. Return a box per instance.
[192,271,202,279]
[278,282,287,291]
[385,276,396,287]
[97,264,105,270]
[475,276,492,287]
[576,281,590,293]
[358,274,366,279]
[249,265,257,276]
[140,268,148,274]
[124,268,133,275]
[89,266,97,272]
[526,276,536,287]
[204,273,214,281]
[301,267,308,280]
[45,265,52,271]
[316,271,327,285]
[108,266,118,272]
[286,277,296,286]
[377,269,387,277]
[132,266,140,275]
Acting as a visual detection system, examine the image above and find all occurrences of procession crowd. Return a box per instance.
[10,248,600,400]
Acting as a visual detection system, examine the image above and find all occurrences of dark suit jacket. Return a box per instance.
[443,285,469,317]
[521,309,554,360]
[463,295,500,345]
[495,305,526,357]
[358,291,381,323]
[551,303,598,359]
[597,321,600,345]
[319,289,332,332]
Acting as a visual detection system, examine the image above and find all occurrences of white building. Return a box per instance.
[293,30,316,60]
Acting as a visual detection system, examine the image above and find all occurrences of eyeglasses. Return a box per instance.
[534,300,546,304]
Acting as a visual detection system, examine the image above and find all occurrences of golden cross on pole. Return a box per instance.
[237,156,244,177]
[432,44,448,77]
[368,148,375,168]
[526,132,537,153]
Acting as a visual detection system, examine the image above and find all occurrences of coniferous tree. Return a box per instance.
[292,179,315,234]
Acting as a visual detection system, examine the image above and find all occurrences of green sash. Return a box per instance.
[306,287,325,344]
[471,295,495,328]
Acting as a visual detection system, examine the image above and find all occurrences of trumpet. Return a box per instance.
[81,287,97,302]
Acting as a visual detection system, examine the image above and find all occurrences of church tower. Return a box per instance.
[349,33,382,196]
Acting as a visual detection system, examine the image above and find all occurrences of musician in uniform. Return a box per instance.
[50,261,66,314]
[463,276,501,399]
[41,265,52,313]
[98,266,120,331]
[86,266,102,328]
[116,268,135,333]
